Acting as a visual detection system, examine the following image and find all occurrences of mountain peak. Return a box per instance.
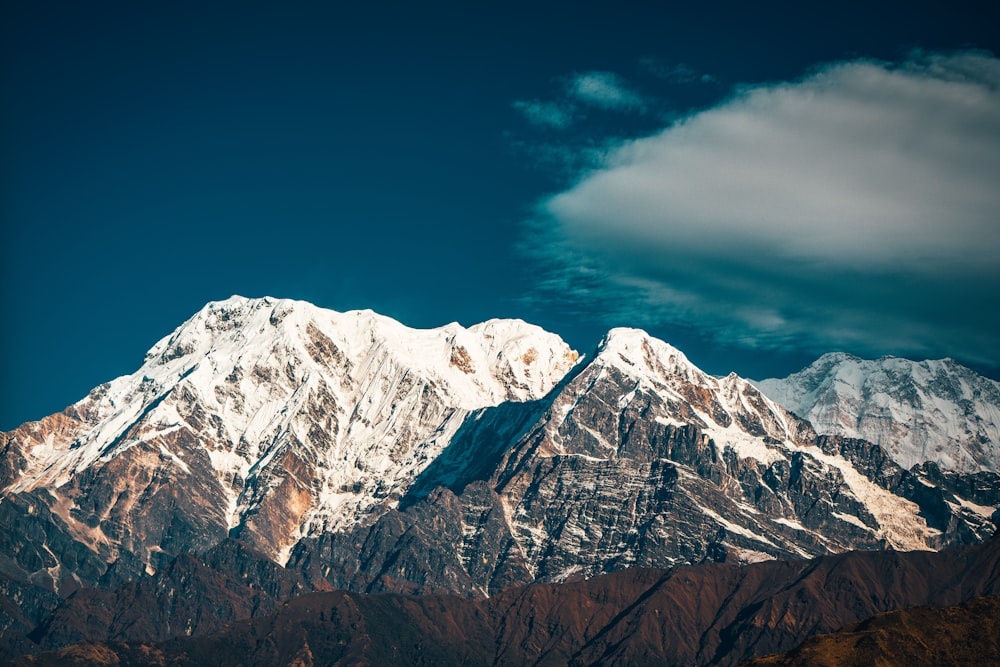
[551,326,812,466]
[4,298,580,569]
[815,351,862,364]
[594,328,699,378]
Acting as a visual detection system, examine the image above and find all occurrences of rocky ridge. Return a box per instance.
[744,595,1000,667]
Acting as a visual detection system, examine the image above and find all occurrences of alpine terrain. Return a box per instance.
[2,296,999,664]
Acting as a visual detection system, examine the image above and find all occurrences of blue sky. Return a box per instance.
[3,1,999,429]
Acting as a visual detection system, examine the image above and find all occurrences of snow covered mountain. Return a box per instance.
[1,299,997,605]
[0,296,578,588]
[754,353,1000,473]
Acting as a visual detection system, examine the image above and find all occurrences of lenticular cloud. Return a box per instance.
[534,51,1000,363]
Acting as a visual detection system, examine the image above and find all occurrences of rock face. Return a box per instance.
[22,539,325,653]
[755,353,1000,473]
[10,534,1000,667]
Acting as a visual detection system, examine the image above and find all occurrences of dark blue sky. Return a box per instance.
[3,1,999,429]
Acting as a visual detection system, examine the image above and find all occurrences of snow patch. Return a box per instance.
[707,423,787,466]
[157,445,191,475]
[832,511,874,531]
[772,517,808,532]
[951,496,997,519]
[696,504,778,548]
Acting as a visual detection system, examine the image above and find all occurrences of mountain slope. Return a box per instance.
[17,539,326,655]
[755,353,1000,473]
[745,596,1000,667]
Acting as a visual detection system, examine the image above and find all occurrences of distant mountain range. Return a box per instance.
[755,352,1000,473]
[2,296,998,664]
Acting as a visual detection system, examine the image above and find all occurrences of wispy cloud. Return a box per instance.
[512,70,650,131]
[511,99,575,129]
[566,71,646,111]
[525,51,1000,365]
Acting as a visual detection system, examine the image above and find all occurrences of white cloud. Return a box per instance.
[567,71,646,111]
[528,51,1000,365]
[512,100,575,129]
